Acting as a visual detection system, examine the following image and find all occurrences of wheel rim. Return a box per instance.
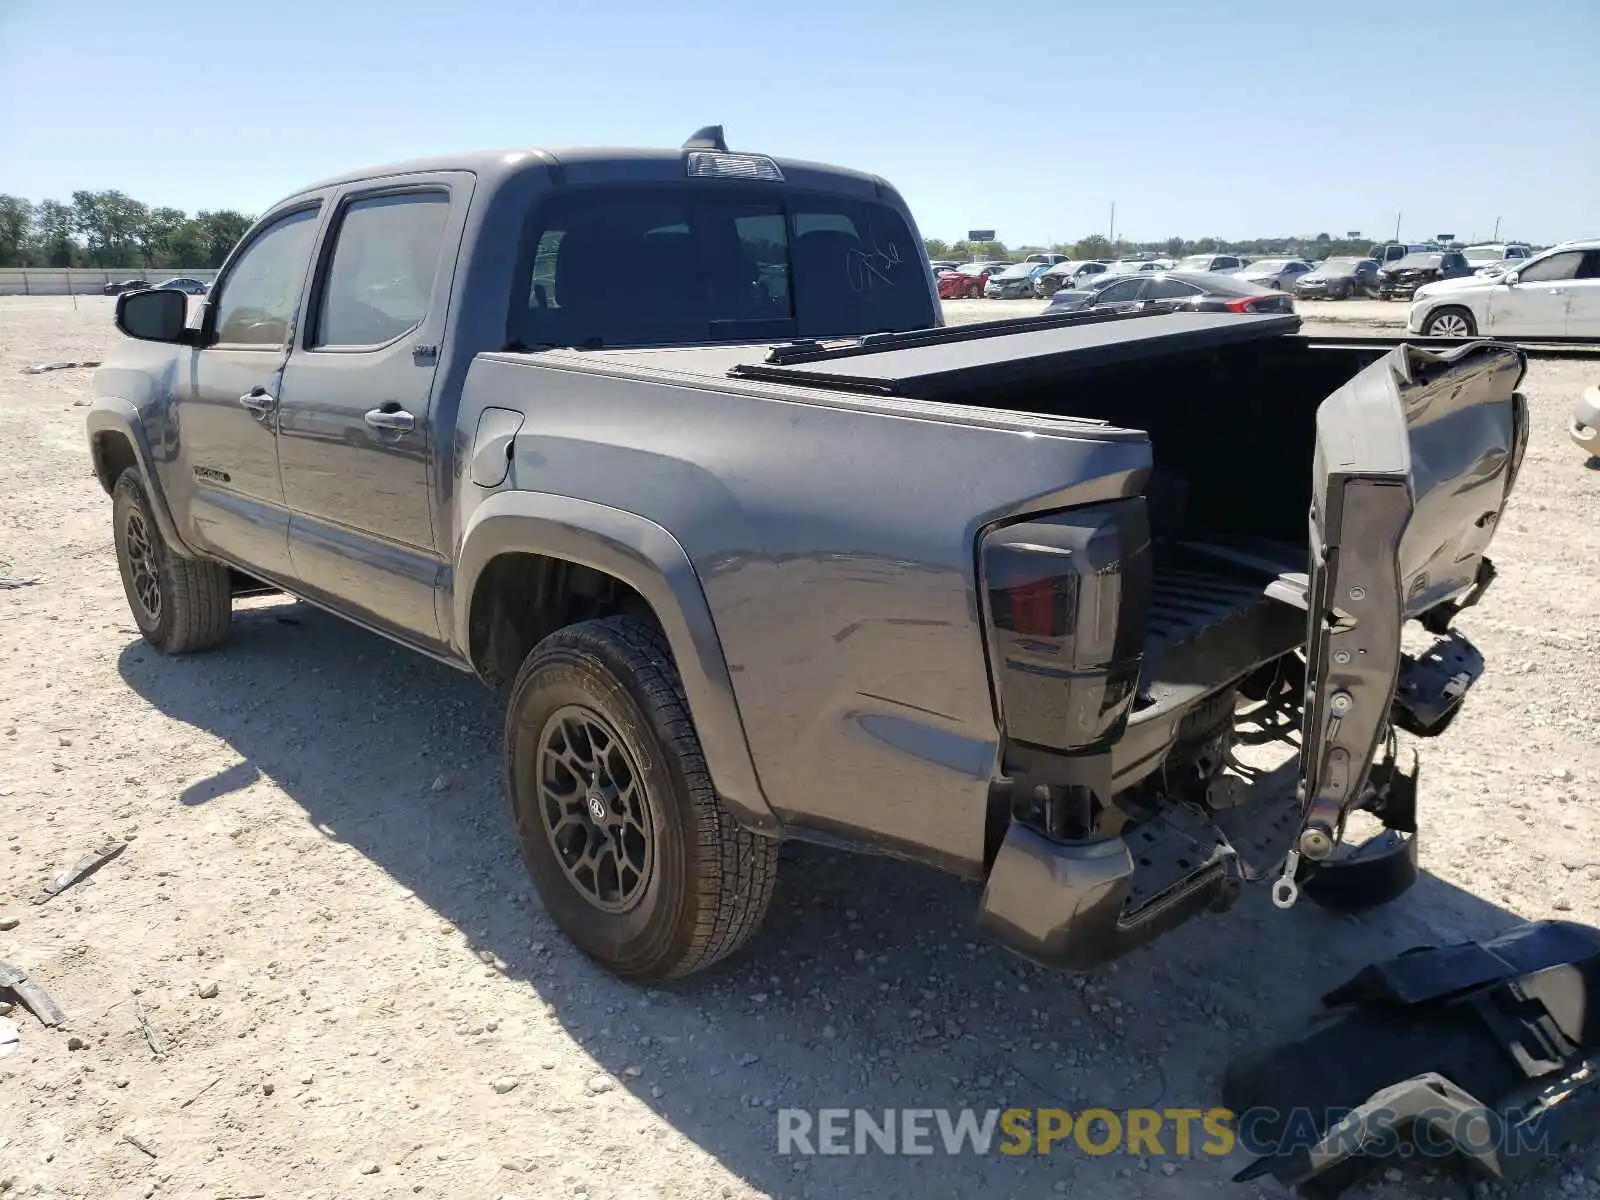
[123,508,162,622]
[1431,313,1470,337]
[536,705,655,914]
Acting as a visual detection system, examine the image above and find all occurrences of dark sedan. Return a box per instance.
[1294,257,1380,300]
[1374,251,1472,301]
[155,276,210,295]
[1046,270,1294,317]
[101,278,151,296]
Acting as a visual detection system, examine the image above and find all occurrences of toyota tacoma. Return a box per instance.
[87,128,1527,981]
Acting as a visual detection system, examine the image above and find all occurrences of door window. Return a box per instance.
[1517,251,1583,284]
[212,207,321,346]
[1095,279,1145,304]
[313,192,451,348]
[1145,277,1203,299]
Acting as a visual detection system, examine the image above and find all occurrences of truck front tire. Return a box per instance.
[504,615,777,981]
[112,468,232,654]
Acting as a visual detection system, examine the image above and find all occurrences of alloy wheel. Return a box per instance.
[1428,313,1472,338]
[123,508,162,623]
[536,704,655,913]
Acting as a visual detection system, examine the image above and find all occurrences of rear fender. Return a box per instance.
[451,490,777,833]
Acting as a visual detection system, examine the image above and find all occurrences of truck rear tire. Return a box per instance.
[504,615,777,981]
[112,468,232,654]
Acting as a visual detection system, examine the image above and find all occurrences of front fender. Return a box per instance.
[85,398,196,557]
[452,489,778,833]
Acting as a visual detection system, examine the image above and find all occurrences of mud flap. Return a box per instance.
[1222,921,1600,1198]
[1287,340,1527,880]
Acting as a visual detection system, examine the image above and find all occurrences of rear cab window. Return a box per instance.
[512,185,935,348]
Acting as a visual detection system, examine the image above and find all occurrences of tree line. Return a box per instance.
[924,232,1388,263]
[0,191,256,270]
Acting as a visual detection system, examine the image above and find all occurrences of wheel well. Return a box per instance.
[91,431,139,495]
[1424,304,1474,326]
[468,552,664,694]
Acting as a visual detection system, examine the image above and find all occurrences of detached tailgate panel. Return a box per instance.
[1299,341,1527,844]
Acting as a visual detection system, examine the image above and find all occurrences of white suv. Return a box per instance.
[1407,239,1600,338]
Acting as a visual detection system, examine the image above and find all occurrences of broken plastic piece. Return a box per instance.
[0,959,66,1027]
[30,839,127,904]
[1223,921,1600,1198]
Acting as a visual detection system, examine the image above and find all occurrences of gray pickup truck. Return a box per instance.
[88,128,1528,982]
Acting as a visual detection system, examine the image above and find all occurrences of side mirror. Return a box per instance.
[1501,269,1520,286]
[116,288,191,343]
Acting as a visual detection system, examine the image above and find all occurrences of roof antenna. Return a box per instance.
[683,125,728,152]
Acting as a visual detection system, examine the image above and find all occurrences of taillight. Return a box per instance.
[979,500,1152,751]
[1224,295,1281,313]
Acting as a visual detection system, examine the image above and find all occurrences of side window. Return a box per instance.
[1577,251,1600,280]
[313,192,450,348]
[1145,277,1201,299]
[1097,279,1144,303]
[212,207,321,346]
[1517,252,1583,284]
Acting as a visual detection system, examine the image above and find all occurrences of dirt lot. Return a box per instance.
[2,296,1597,1200]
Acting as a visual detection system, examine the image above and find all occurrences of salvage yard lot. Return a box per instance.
[1,295,1597,1200]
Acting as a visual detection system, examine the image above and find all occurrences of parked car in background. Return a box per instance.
[1174,253,1246,274]
[1232,258,1313,291]
[101,279,151,296]
[1043,270,1145,313]
[1034,259,1109,297]
[938,261,1010,299]
[1375,250,1472,300]
[929,259,961,275]
[1407,239,1600,337]
[984,261,1050,299]
[1294,257,1380,300]
[1572,382,1599,461]
[1368,241,1438,266]
[1022,252,1069,265]
[154,276,210,295]
[1103,257,1176,277]
[1463,243,1532,275]
[1048,270,1294,317]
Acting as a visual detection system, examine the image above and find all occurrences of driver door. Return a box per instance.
[175,202,326,578]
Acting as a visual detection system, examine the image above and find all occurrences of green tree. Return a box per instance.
[71,189,149,266]
[923,236,950,260]
[196,210,252,267]
[0,195,31,266]
[137,206,188,267]
[31,200,77,266]
[1072,234,1113,260]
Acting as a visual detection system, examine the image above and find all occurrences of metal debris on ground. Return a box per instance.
[21,360,102,374]
[133,996,164,1058]
[30,839,127,905]
[122,1133,158,1159]
[0,575,40,590]
[0,1014,19,1057]
[0,959,65,1027]
[180,1074,224,1109]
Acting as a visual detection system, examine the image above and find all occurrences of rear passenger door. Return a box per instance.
[274,173,472,648]
[1561,250,1600,336]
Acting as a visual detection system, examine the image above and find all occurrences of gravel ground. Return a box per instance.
[1,296,1597,1200]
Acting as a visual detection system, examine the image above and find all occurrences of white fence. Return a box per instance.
[0,268,221,297]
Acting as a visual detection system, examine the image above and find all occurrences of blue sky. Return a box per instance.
[2,0,1595,245]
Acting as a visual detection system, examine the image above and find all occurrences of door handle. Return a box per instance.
[364,407,415,433]
[238,388,277,413]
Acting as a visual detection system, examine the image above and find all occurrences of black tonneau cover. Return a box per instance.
[727,310,1301,400]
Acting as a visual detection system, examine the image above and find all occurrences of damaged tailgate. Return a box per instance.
[1286,340,1528,888]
